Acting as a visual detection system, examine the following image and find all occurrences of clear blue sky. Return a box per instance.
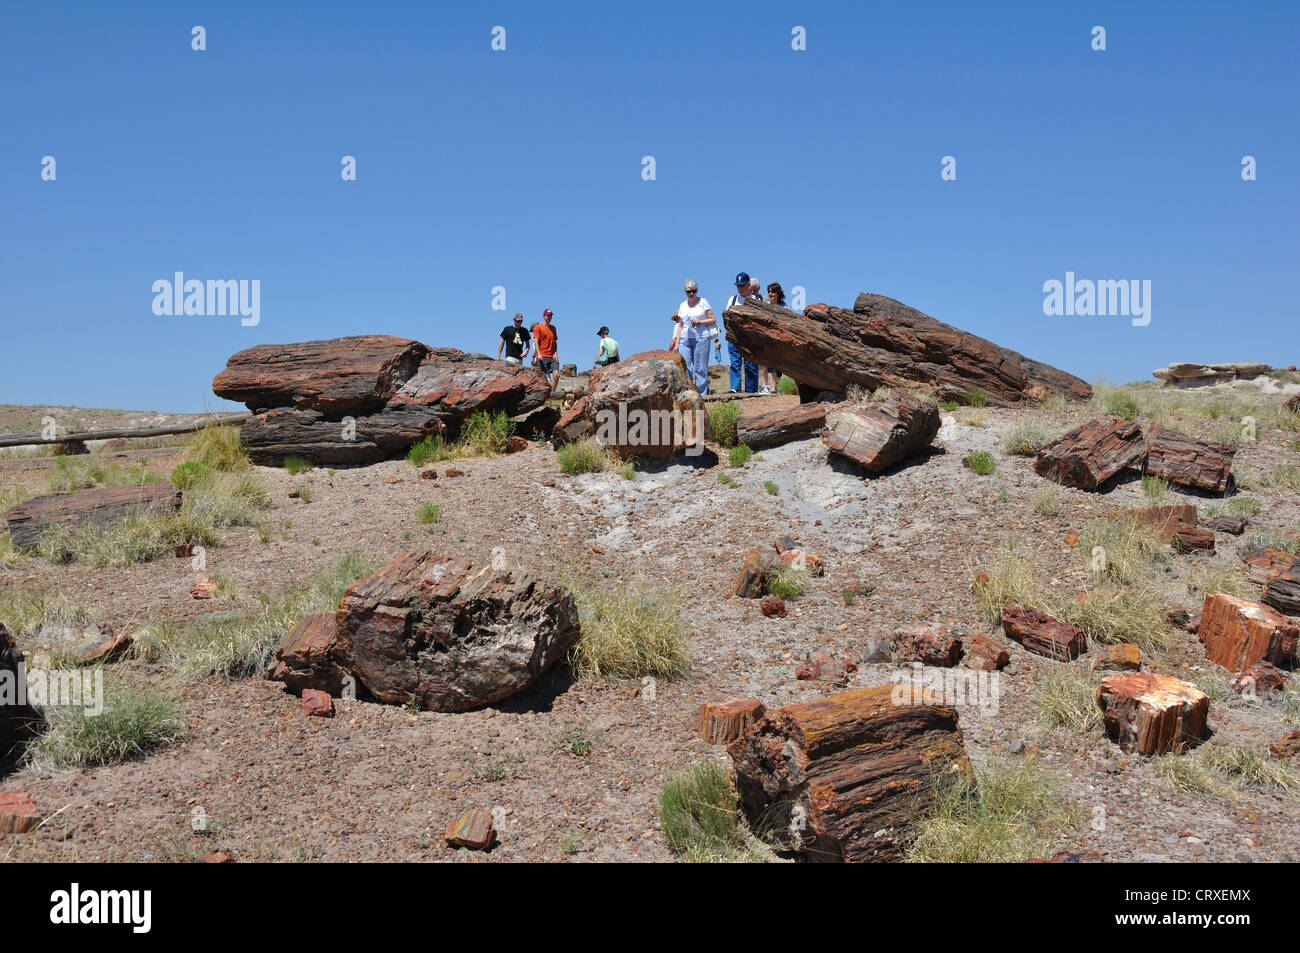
[2,1,1296,413]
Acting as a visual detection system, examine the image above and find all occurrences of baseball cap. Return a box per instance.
[542,309,553,317]
[597,326,610,335]
[734,272,750,286]
[512,313,523,321]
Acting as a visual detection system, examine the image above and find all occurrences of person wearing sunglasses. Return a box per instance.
[497,313,530,367]
[676,279,715,394]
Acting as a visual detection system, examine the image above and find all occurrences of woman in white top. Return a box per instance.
[676,278,715,394]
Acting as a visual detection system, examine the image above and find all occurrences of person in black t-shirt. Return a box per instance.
[497,313,531,365]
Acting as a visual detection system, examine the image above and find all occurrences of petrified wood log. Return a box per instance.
[890,625,963,667]
[551,396,591,446]
[266,613,352,696]
[1001,605,1087,660]
[1203,515,1246,535]
[1263,564,1300,615]
[963,634,1010,672]
[3,481,182,549]
[584,354,708,459]
[1287,394,1299,414]
[1198,593,1299,673]
[1143,426,1235,493]
[1096,673,1208,755]
[1129,504,1199,542]
[735,403,828,449]
[338,551,580,712]
[696,698,765,745]
[721,294,1091,406]
[0,626,42,778]
[1033,418,1145,490]
[1092,643,1142,672]
[822,393,940,473]
[734,547,782,598]
[1241,546,1295,585]
[213,335,428,414]
[1173,526,1215,554]
[728,684,972,862]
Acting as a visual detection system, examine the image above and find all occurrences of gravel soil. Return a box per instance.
[1,394,1298,863]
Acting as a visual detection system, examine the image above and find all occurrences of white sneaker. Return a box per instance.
[760,386,771,394]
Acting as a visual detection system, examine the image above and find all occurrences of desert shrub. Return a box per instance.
[1140,475,1170,502]
[777,375,798,396]
[45,456,162,493]
[407,434,451,466]
[458,410,515,457]
[1097,389,1141,420]
[185,423,250,472]
[1054,585,1170,654]
[168,551,376,681]
[566,579,690,680]
[963,451,997,475]
[25,681,184,771]
[972,545,1041,624]
[963,388,989,408]
[1003,422,1048,457]
[1156,744,1300,799]
[1031,485,1060,516]
[416,502,442,524]
[728,445,754,468]
[1207,497,1262,520]
[707,401,740,447]
[0,588,90,635]
[618,462,635,480]
[1037,670,1104,732]
[1077,515,1167,585]
[283,455,313,475]
[1186,562,1255,600]
[906,759,1080,863]
[659,761,772,863]
[170,460,213,489]
[557,436,615,475]
[767,567,810,599]
[960,411,988,427]
[764,480,779,496]
[938,400,959,412]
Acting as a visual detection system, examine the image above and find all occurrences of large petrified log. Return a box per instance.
[1033,418,1145,490]
[1142,426,1235,493]
[213,335,429,414]
[822,393,940,473]
[735,403,828,449]
[1198,593,1299,673]
[232,348,551,465]
[1096,673,1208,755]
[1263,563,1300,615]
[1001,605,1087,660]
[722,293,1091,406]
[1153,362,1270,386]
[4,482,182,549]
[584,352,707,459]
[336,551,580,711]
[728,684,971,862]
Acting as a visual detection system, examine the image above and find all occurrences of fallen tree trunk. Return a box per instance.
[0,415,248,449]
[1033,418,1145,490]
[1143,426,1235,493]
[728,684,972,862]
[735,403,828,449]
[822,393,940,473]
[4,482,182,549]
[722,293,1091,406]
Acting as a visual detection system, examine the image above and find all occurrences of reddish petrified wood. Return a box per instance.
[4,481,181,549]
[760,595,787,618]
[1270,730,1300,759]
[1093,644,1142,672]
[1240,546,1295,585]
[721,294,1090,405]
[890,625,963,667]
[963,633,1010,672]
[1033,418,1145,490]
[735,547,782,599]
[822,393,940,473]
[266,613,351,695]
[1142,426,1236,494]
[1096,673,1209,755]
[584,355,709,458]
[1229,661,1289,695]
[795,649,857,685]
[696,698,766,745]
[1203,515,1246,536]
[213,335,428,414]
[1198,593,1299,673]
[1173,526,1215,554]
[301,689,335,718]
[728,684,972,862]
[0,792,41,834]
[1129,504,1199,542]
[551,395,591,446]
[1287,394,1300,414]
[444,809,496,850]
[1001,605,1087,660]
[736,403,829,450]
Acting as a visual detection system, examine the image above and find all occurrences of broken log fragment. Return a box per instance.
[728,684,972,862]
[1033,418,1145,490]
[1096,673,1208,755]
[822,393,940,473]
[1001,605,1087,660]
[1198,592,1299,673]
[3,482,182,549]
[1143,426,1236,494]
[735,403,828,450]
[696,698,766,745]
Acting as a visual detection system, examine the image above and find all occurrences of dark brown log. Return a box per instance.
[583,354,708,459]
[0,626,42,778]
[1001,605,1087,660]
[237,349,551,465]
[3,482,181,549]
[1097,673,1208,755]
[721,293,1091,406]
[1263,562,1300,615]
[213,335,428,414]
[1033,418,1145,490]
[822,393,940,473]
[1203,515,1246,535]
[735,403,828,449]
[1286,394,1299,414]
[1143,426,1236,493]
[735,546,782,598]
[1173,526,1215,554]
[728,684,972,862]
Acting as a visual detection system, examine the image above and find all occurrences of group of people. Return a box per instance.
[495,269,793,399]
[496,309,622,393]
[670,271,790,395]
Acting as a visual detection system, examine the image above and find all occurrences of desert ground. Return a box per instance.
[1,373,1299,863]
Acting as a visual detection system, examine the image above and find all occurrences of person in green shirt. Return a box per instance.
[595,326,620,366]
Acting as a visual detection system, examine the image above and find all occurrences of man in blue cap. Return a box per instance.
[724,272,760,393]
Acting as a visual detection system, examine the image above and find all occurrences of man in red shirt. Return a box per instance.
[530,309,560,392]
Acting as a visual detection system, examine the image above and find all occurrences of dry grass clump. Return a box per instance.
[1037,670,1103,733]
[1186,561,1256,600]
[565,579,691,680]
[185,423,251,472]
[1054,586,1171,654]
[658,761,775,863]
[24,679,185,772]
[1003,421,1050,457]
[1155,743,1300,799]
[557,436,622,475]
[1031,485,1061,516]
[1077,515,1168,586]
[906,758,1081,863]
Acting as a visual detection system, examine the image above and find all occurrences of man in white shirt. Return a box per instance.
[724,272,759,393]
